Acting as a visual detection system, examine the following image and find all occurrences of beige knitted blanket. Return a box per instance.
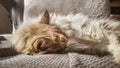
[0,35,120,68]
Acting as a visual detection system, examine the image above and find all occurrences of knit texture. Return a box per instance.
[0,35,120,68]
[24,0,110,21]
[0,0,118,67]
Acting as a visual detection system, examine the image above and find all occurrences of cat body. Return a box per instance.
[12,11,120,63]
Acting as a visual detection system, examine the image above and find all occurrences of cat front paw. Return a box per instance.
[114,54,120,64]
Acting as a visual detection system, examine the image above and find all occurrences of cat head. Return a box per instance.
[12,10,68,55]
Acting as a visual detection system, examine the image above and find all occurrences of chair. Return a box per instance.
[1,0,120,68]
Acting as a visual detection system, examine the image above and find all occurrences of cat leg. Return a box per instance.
[107,34,120,63]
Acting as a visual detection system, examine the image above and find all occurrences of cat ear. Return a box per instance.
[40,10,50,24]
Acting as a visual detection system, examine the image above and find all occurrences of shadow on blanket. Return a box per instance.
[0,36,19,59]
[0,47,19,58]
[0,36,6,41]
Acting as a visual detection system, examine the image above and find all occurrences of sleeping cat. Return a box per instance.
[11,10,120,63]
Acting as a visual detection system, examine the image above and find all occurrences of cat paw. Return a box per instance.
[114,54,120,64]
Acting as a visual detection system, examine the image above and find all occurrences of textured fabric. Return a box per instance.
[24,0,110,21]
[0,35,120,68]
[0,0,114,68]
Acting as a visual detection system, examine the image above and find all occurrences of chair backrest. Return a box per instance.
[24,0,110,21]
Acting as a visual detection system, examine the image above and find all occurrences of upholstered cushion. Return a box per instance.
[1,0,117,68]
[24,0,110,21]
[0,35,120,68]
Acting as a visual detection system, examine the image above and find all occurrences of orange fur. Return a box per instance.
[11,10,120,64]
[11,10,68,55]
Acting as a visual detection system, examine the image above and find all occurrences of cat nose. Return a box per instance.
[61,37,68,43]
